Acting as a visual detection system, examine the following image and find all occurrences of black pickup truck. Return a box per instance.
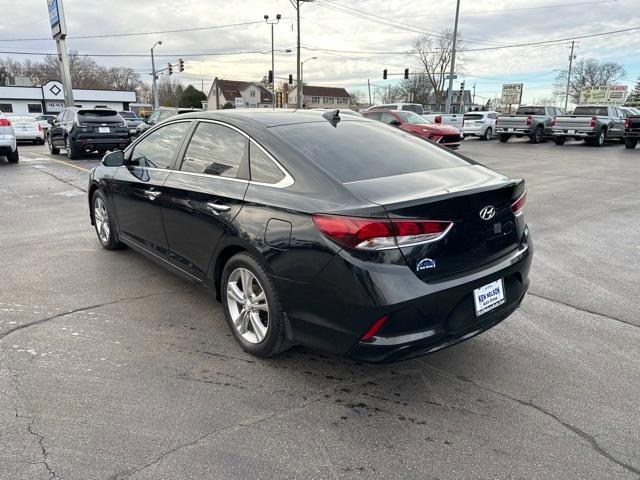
[624,115,640,149]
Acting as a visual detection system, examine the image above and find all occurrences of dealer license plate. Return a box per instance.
[98,127,110,133]
[508,128,514,132]
[568,129,575,134]
[473,279,505,316]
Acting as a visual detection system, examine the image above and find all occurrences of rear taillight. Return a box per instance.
[511,190,527,216]
[551,116,556,127]
[625,118,630,128]
[0,118,11,127]
[312,214,453,251]
[590,116,596,128]
[526,116,532,127]
[37,123,43,131]
[434,115,442,124]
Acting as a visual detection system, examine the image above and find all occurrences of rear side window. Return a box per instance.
[249,143,285,184]
[516,107,545,115]
[275,120,471,183]
[129,121,190,169]
[181,122,247,178]
[572,106,608,116]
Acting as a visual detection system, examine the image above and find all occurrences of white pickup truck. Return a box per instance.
[422,112,464,130]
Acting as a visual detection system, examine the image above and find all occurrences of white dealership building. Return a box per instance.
[0,80,136,116]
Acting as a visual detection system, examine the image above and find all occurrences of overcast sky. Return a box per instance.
[1,0,639,104]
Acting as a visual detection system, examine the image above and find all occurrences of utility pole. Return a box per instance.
[294,0,314,109]
[564,40,576,111]
[150,40,162,109]
[444,0,461,114]
[48,0,74,107]
[300,56,317,107]
[264,14,281,109]
[473,83,476,104]
[367,79,372,106]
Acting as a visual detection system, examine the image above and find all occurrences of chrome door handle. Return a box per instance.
[206,202,231,213]
[144,190,161,200]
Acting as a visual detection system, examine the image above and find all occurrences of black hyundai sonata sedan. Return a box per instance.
[88,109,532,362]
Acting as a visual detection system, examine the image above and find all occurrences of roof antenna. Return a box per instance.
[322,109,340,127]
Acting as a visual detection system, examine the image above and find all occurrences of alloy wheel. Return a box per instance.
[226,267,269,344]
[94,197,110,244]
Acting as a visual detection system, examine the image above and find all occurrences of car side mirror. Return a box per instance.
[389,119,401,126]
[47,118,55,125]
[102,150,125,167]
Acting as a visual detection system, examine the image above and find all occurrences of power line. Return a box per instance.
[0,48,294,58]
[0,19,275,42]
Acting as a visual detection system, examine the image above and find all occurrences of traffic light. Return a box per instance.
[404,68,409,80]
[268,70,273,84]
[167,63,173,75]
[288,74,293,85]
[178,58,184,72]
[383,69,387,80]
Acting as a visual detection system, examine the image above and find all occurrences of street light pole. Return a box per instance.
[444,0,461,114]
[264,14,281,109]
[295,0,314,109]
[564,41,576,112]
[300,56,317,107]
[150,40,162,109]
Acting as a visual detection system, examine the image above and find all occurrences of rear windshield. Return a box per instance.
[78,110,121,122]
[464,114,484,120]
[119,111,137,118]
[516,107,545,115]
[572,106,609,116]
[274,120,470,183]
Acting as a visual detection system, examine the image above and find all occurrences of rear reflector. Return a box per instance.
[312,214,453,250]
[0,118,11,127]
[511,190,527,215]
[360,315,388,342]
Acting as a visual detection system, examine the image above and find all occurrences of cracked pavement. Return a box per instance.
[1,142,639,479]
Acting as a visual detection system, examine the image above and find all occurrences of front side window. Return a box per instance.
[129,121,190,169]
[395,111,429,124]
[249,143,285,184]
[181,122,247,178]
[380,112,396,124]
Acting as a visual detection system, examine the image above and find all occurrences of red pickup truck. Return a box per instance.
[362,109,462,149]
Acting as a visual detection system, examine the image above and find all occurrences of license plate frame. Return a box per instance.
[98,127,110,133]
[568,129,575,135]
[473,279,506,316]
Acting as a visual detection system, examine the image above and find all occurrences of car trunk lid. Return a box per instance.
[344,165,525,281]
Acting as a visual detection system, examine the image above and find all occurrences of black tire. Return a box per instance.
[530,125,544,144]
[221,252,289,358]
[592,129,606,147]
[6,149,19,163]
[619,136,626,144]
[65,136,81,159]
[482,127,493,141]
[625,137,638,149]
[91,190,125,250]
[554,136,566,145]
[499,134,510,143]
[48,137,60,155]
[32,139,38,145]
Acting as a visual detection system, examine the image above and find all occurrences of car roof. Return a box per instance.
[175,109,369,128]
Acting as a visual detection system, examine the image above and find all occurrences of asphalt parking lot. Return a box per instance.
[1,138,639,480]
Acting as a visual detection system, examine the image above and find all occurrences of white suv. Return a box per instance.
[0,111,18,163]
[462,111,498,141]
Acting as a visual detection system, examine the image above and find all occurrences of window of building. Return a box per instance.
[249,143,285,184]
[323,97,334,104]
[311,96,320,103]
[0,103,13,113]
[250,90,256,97]
[180,122,248,179]
[28,103,43,113]
[129,121,191,169]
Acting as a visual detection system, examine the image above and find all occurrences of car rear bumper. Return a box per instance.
[624,130,640,138]
[278,229,532,363]
[15,131,44,140]
[551,129,597,137]
[0,137,17,152]
[462,126,485,136]
[496,127,532,135]
[71,134,131,151]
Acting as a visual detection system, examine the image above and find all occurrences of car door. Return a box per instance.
[161,120,250,279]
[107,120,192,256]
[612,107,625,137]
[49,111,66,147]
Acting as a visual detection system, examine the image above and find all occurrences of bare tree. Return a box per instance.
[410,30,457,108]
[397,74,433,106]
[135,82,152,104]
[158,76,184,107]
[554,58,626,103]
[107,67,140,91]
[347,88,367,106]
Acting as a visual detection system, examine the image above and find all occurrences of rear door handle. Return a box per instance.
[144,190,161,200]
[206,202,231,213]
